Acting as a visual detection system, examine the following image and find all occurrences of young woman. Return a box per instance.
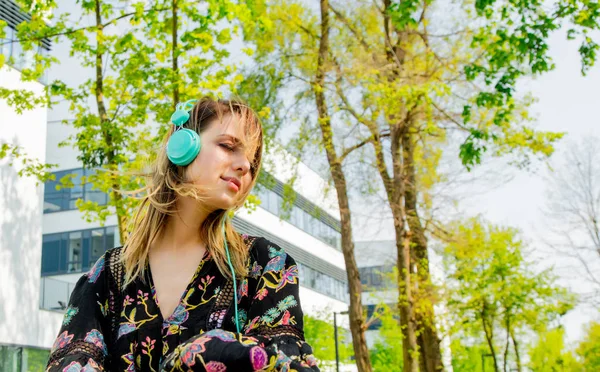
[46,98,320,372]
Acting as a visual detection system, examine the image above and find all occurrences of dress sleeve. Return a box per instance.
[45,255,109,372]
[160,239,320,372]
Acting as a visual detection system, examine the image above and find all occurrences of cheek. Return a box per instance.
[242,175,253,193]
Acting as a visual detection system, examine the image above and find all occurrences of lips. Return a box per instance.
[221,176,241,189]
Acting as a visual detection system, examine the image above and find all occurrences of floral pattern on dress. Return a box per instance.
[86,257,104,283]
[46,236,320,372]
[51,331,74,353]
[84,329,107,356]
[62,306,78,326]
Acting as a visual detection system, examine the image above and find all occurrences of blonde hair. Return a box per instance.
[121,97,263,287]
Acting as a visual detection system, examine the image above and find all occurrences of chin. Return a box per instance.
[210,196,237,211]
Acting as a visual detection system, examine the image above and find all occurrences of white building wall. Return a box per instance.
[236,207,344,270]
[0,65,63,348]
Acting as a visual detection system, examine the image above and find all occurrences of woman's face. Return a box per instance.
[185,113,254,211]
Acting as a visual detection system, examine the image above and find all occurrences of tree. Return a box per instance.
[444,218,575,372]
[543,135,600,306]
[528,327,581,371]
[577,321,600,370]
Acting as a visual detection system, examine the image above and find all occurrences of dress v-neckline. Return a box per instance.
[147,250,211,322]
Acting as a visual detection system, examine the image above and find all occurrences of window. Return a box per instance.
[294,262,348,303]
[67,232,82,272]
[256,187,269,210]
[42,226,116,276]
[68,169,84,209]
[41,234,60,274]
[90,229,104,266]
[85,179,107,205]
[44,168,108,213]
[1,25,13,62]
[293,207,304,230]
[268,191,279,215]
[0,23,49,83]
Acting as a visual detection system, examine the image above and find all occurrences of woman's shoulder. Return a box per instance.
[244,235,294,267]
[105,246,125,262]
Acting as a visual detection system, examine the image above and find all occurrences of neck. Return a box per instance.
[154,196,211,252]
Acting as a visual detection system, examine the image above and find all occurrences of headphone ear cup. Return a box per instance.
[166,129,201,166]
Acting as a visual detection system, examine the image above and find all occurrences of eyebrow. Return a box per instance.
[216,134,244,146]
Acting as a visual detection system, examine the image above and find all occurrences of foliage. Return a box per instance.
[450,339,496,372]
[303,311,353,364]
[577,321,600,370]
[0,143,56,183]
[369,303,404,372]
[528,327,581,371]
[443,218,576,371]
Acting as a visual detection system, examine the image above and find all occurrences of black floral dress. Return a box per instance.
[45,235,320,372]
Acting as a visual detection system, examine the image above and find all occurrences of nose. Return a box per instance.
[233,152,251,176]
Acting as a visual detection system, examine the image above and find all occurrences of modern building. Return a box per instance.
[0,0,349,369]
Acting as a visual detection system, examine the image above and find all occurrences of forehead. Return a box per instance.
[204,113,245,140]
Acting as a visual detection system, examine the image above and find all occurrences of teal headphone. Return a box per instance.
[167,99,241,333]
[167,99,202,166]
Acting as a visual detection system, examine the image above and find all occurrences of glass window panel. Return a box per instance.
[37,45,48,85]
[68,169,84,209]
[59,233,68,272]
[1,26,12,59]
[41,234,61,275]
[294,207,304,229]
[320,222,328,239]
[289,206,297,225]
[105,226,116,250]
[311,217,319,237]
[84,174,108,205]
[11,37,24,70]
[268,191,279,215]
[67,232,82,273]
[258,188,269,210]
[90,229,104,266]
[309,268,316,289]
[82,230,91,271]
[43,176,63,213]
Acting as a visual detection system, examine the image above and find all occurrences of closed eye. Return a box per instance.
[219,143,235,152]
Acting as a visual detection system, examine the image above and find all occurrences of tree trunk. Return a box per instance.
[481,304,499,372]
[172,0,179,106]
[402,126,444,372]
[392,208,419,372]
[503,316,510,372]
[314,1,372,371]
[94,0,127,245]
[510,329,522,372]
[391,125,419,372]
[378,3,420,370]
